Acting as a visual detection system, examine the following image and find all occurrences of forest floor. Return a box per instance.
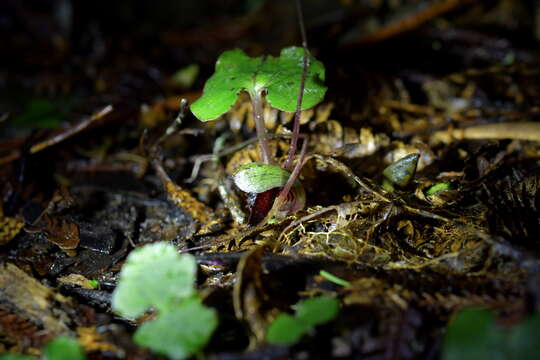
[2,1,540,359]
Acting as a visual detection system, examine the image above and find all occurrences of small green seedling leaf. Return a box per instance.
[383,153,420,189]
[134,297,218,360]
[43,336,86,360]
[12,98,64,129]
[112,243,218,359]
[267,296,340,345]
[233,163,292,193]
[0,355,35,360]
[170,64,199,88]
[425,181,453,196]
[266,314,308,345]
[295,296,340,328]
[319,270,351,287]
[191,47,326,121]
[443,308,540,360]
[112,242,196,318]
[88,279,99,289]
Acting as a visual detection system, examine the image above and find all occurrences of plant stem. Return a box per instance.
[284,0,309,171]
[250,90,272,164]
[268,137,308,223]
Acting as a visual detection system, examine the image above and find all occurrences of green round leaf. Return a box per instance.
[191,49,261,121]
[506,313,540,359]
[443,308,540,360]
[13,99,64,129]
[134,297,218,360]
[295,296,339,328]
[191,47,326,121]
[266,314,308,345]
[43,336,86,360]
[111,242,196,318]
[0,355,35,360]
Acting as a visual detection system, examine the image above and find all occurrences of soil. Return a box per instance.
[2,1,540,359]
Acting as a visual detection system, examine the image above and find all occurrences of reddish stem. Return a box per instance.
[284,0,309,171]
[274,138,308,211]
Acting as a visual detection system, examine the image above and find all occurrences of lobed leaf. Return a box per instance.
[262,46,326,112]
[0,355,35,360]
[43,336,86,360]
[111,242,196,318]
[266,314,307,345]
[295,296,340,327]
[266,296,339,345]
[191,49,261,121]
[443,308,540,360]
[134,298,218,360]
[191,47,326,121]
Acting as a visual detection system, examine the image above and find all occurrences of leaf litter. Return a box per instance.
[2,1,540,359]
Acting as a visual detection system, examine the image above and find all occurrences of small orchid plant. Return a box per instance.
[191,47,326,224]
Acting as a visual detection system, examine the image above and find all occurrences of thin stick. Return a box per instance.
[341,0,474,47]
[284,0,309,171]
[0,105,113,165]
[30,105,113,153]
[444,122,540,142]
[153,99,190,152]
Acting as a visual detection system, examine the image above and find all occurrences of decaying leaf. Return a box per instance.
[0,263,73,352]
[0,206,25,246]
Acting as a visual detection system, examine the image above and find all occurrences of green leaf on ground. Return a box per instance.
[266,313,308,345]
[267,296,339,345]
[443,308,540,360]
[134,297,218,360]
[425,181,453,195]
[12,99,64,129]
[111,242,196,318]
[43,336,86,360]
[295,296,340,328]
[0,355,35,360]
[191,46,326,121]
[111,243,217,359]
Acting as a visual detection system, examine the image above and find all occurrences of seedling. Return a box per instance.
[266,296,339,345]
[43,336,86,360]
[191,46,326,224]
[112,242,217,360]
[0,336,86,360]
[191,47,325,164]
[443,308,540,360]
[0,355,34,360]
[425,181,453,196]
